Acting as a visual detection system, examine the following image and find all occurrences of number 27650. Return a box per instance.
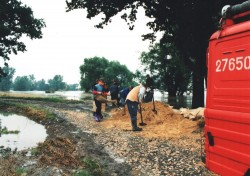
[215,56,250,72]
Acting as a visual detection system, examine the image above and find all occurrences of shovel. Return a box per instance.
[152,92,157,114]
[139,103,147,126]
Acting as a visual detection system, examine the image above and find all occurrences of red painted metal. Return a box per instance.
[205,10,250,176]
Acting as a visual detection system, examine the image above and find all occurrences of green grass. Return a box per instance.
[81,95,93,100]
[0,101,57,121]
[15,167,27,176]
[30,148,40,156]
[0,126,20,135]
[74,157,103,176]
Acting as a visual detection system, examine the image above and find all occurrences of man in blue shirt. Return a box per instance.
[120,86,133,107]
[92,79,105,122]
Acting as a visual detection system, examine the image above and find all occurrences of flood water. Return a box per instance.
[0,113,47,151]
[9,90,193,108]
[153,91,192,108]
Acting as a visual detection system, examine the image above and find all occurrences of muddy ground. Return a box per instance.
[0,98,217,176]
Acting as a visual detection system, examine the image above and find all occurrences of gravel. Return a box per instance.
[0,98,217,176]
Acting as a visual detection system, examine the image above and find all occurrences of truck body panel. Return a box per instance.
[205,18,250,176]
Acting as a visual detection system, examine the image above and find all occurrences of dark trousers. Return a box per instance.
[111,93,119,106]
[94,99,102,116]
[126,100,138,121]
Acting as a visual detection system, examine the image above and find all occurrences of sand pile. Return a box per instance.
[102,101,200,139]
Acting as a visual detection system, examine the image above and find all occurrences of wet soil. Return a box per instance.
[0,98,217,176]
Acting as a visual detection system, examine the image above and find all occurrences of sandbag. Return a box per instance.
[95,95,117,104]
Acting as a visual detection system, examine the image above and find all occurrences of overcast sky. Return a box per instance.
[8,0,162,84]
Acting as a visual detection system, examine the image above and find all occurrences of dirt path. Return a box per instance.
[0,98,216,176]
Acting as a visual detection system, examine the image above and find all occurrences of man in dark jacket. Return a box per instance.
[109,80,119,106]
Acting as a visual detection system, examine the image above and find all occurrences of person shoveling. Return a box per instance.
[125,83,147,131]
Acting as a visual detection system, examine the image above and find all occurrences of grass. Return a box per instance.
[30,148,40,156]
[0,101,57,121]
[0,126,20,135]
[74,157,103,176]
[0,91,84,104]
[15,167,27,176]
[81,95,93,100]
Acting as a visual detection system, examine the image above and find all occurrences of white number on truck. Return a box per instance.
[215,56,250,72]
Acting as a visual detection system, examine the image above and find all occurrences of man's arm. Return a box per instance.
[138,86,146,103]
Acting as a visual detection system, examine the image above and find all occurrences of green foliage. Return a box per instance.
[30,148,39,156]
[74,157,104,176]
[36,79,48,91]
[0,101,57,120]
[28,74,36,91]
[81,95,92,100]
[104,61,134,88]
[0,0,45,76]
[13,75,32,91]
[0,126,20,135]
[11,74,78,91]
[0,67,15,91]
[12,74,37,91]
[15,167,27,176]
[48,75,66,91]
[80,57,135,92]
[80,56,109,92]
[139,42,191,96]
[81,157,102,176]
[66,84,79,91]
[66,0,246,108]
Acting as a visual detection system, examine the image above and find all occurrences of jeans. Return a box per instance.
[94,99,102,116]
[120,97,125,106]
[126,100,138,121]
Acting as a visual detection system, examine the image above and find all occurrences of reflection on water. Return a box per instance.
[164,96,192,109]
[154,90,192,109]
[0,113,47,151]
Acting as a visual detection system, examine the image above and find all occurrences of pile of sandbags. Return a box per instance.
[178,107,204,120]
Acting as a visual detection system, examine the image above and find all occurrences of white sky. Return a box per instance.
[8,0,162,84]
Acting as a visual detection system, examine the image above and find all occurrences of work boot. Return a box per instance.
[132,120,142,131]
[94,114,101,122]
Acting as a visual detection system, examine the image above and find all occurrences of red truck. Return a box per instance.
[205,1,250,176]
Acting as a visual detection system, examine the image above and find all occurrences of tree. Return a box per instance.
[80,57,109,92]
[80,57,135,92]
[0,0,45,76]
[28,74,36,90]
[0,67,15,91]
[66,84,79,91]
[36,79,47,91]
[140,42,191,97]
[66,0,245,108]
[48,75,66,91]
[13,76,31,91]
[104,61,134,88]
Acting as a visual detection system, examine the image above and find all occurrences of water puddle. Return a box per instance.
[0,113,47,151]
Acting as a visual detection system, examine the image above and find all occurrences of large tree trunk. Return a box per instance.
[192,50,207,108]
[192,69,205,108]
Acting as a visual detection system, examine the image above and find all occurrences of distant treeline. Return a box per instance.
[0,67,78,91]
